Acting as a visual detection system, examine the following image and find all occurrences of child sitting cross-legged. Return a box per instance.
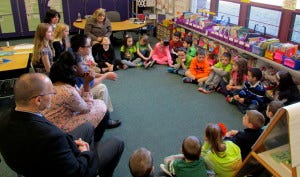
[198,52,232,94]
[92,37,124,72]
[129,147,154,177]
[160,136,208,177]
[152,38,173,67]
[233,68,268,114]
[225,110,265,160]
[220,57,248,103]
[120,34,141,68]
[167,47,193,76]
[136,34,154,69]
[202,123,242,177]
[183,48,211,85]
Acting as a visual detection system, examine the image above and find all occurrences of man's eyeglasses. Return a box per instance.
[30,92,56,99]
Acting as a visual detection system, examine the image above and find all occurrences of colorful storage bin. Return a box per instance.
[283,56,300,70]
[252,44,265,56]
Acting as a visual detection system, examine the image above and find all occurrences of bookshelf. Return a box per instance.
[234,103,300,177]
[176,24,300,80]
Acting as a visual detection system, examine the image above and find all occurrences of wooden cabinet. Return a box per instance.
[156,23,172,40]
[234,103,300,177]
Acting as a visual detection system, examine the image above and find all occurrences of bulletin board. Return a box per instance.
[0,0,16,33]
[24,0,41,31]
[47,0,64,22]
[174,0,190,16]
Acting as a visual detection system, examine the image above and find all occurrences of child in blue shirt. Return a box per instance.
[233,67,268,114]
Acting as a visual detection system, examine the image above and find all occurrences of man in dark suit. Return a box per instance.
[0,73,124,177]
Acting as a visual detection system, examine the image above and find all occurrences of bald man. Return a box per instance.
[0,73,124,177]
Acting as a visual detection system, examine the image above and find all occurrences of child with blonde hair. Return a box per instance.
[92,37,124,72]
[129,147,154,177]
[52,23,70,61]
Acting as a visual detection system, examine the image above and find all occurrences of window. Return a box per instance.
[290,14,300,43]
[191,0,211,13]
[248,6,281,36]
[216,1,240,25]
[251,0,283,6]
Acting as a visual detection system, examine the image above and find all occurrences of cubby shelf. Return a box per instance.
[177,24,300,79]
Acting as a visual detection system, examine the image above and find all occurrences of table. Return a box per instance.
[73,19,147,31]
[0,46,32,80]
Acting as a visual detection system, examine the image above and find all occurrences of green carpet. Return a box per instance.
[0,35,244,177]
[103,65,244,177]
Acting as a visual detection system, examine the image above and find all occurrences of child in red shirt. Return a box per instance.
[169,32,183,63]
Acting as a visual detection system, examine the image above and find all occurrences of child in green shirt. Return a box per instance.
[161,136,208,177]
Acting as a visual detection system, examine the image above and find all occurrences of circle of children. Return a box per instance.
[29,8,300,177]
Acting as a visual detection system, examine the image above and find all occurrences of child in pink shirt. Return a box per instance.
[152,39,173,67]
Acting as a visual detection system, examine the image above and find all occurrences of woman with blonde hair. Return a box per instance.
[84,8,112,44]
[52,23,70,61]
[32,23,54,74]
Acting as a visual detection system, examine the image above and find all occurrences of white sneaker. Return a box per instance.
[160,164,173,177]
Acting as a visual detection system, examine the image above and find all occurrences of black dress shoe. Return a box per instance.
[106,119,121,129]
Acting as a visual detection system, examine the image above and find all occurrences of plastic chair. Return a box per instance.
[106,11,121,22]
[106,11,123,43]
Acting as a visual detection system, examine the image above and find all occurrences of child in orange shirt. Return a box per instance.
[183,48,211,86]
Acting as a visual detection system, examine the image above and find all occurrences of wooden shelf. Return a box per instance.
[256,144,291,177]
[177,24,300,79]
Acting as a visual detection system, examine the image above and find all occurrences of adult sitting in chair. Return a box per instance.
[85,8,112,45]
[0,73,124,177]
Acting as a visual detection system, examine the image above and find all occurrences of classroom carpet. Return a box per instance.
[0,64,245,177]
[0,34,245,177]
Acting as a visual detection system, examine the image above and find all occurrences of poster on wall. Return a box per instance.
[165,0,169,13]
[174,0,190,16]
[146,0,156,7]
[168,0,174,14]
[282,0,296,10]
[157,0,165,10]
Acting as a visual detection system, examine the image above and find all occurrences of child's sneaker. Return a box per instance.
[198,87,211,94]
[183,77,193,83]
[144,61,151,69]
[160,164,172,177]
[225,96,233,103]
[177,70,185,76]
[149,60,156,67]
[167,67,178,74]
[137,62,143,68]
